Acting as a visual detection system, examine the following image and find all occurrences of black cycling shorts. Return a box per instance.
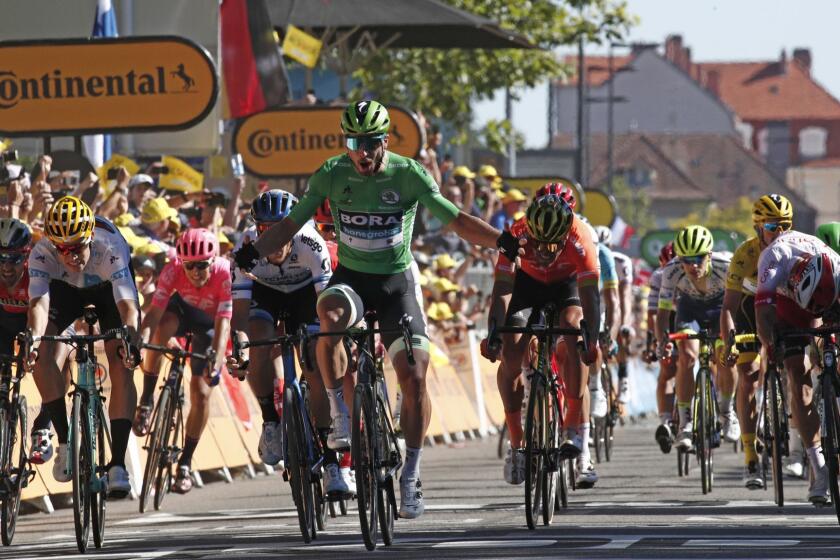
[0,311,26,356]
[250,282,318,335]
[735,295,761,356]
[323,265,426,352]
[48,280,127,333]
[506,270,580,328]
[675,293,724,337]
[165,293,213,374]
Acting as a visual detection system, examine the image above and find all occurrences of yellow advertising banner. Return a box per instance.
[159,155,204,193]
[234,106,423,178]
[0,36,218,136]
[97,153,140,187]
[581,188,617,227]
[282,25,322,69]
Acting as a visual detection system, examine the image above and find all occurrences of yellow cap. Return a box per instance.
[452,166,476,179]
[434,253,458,270]
[134,241,164,257]
[478,164,498,178]
[141,197,177,225]
[427,301,455,321]
[113,213,135,227]
[217,230,232,248]
[433,277,459,293]
[503,189,527,203]
[418,274,430,287]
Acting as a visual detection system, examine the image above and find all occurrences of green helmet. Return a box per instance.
[341,100,390,135]
[525,197,573,243]
[816,222,840,254]
[674,225,714,257]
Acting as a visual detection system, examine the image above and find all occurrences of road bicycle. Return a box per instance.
[779,325,840,524]
[307,312,413,551]
[0,334,34,545]
[30,309,130,552]
[593,332,618,464]
[138,335,213,513]
[489,304,588,530]
[667,329,721,495]
[233,327,327,543]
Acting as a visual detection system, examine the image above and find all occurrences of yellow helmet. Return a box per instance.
[752,194,793,224]
[45,196,95,246]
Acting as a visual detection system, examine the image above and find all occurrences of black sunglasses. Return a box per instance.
[183,260,211,271]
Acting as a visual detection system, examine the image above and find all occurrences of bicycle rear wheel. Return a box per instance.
[70,393,91,553]
[820,374,840,525]
[284,386,315,543]
[524,376,545,530]
[768,369,785,506]
[91,405,108,549]
[541,388,560,525]
[602,366,615,462]
[140,387,170,513]
[352,384,378,550]
[1,397,27,546]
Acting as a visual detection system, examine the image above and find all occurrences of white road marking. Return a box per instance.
[432,539,556,548]
[684,539,799,547]
[592,537,642,549]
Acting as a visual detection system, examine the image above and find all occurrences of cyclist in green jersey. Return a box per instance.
[235,100,514,519]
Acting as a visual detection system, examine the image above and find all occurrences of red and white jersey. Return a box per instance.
[494,215,600,287]
[755,231,840,306]
[0,267,28,314]
[151,258,233,319]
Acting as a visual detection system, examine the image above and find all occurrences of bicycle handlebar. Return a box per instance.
[488,319,590,357]
[303,314,416,366]
[139,342,213,363]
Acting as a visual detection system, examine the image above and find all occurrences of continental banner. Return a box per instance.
[0,36,218,136]
[234,105,423,178]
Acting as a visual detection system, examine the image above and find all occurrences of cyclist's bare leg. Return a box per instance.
[139,312,180,406]
[104,337,136,468]
[315,294,351,403]
[391,348,431,449]
[246,316,282,427]
[301,338,330,429]
[784,353,819,448]
[736,360,760,434]
[656,360,677,420]
[32,323,72,444]
[675,339,699,432]
[497,331,528,448]
[186,374,212,440]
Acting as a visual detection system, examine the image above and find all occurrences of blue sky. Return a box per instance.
[474,0,840,148]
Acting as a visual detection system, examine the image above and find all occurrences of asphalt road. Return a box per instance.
[2,418,839,559]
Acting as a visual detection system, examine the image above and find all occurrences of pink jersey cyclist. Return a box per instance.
[151,258,233,319]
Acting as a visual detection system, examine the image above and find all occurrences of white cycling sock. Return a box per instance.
[659,412,672,425]
[326,386,349,418]
[403,446,422,480]
[806,445,825,472]
[578,423,591,463]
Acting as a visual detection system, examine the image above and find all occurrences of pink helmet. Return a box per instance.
[176,228,218,262]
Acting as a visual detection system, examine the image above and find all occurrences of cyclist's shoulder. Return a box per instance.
[386,153,437,190]
[315,153,352,175]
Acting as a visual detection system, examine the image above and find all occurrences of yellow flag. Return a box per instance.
[97,154,140,183]
[159,155,204,193]
[282,25,322,68]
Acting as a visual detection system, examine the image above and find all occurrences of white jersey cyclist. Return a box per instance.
[613,250,633,285]
[756,231,840,306]
[29,217,137,303]
[647,267,664,313]
[658,252,731,310]
[232,222,331,298]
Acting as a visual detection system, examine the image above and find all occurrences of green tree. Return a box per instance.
[670,197,756,239]
[352,0,636,146]
[610,176,655,236]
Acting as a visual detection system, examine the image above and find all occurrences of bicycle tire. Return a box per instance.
[70,393,91,552]
[1,397,26,546]
[695,367,712,494]
[156,395,183,511]
[301,380,326,533]
[313,477,326,532]
[593,417,603,464]
[541,389,560,525]
[820,374,840,524]
[524,376,545,530]
[602,365,615,462]
[768,369,785,506]
[375,390,396,545]
[140,387,171,513]
[339,497,348,515]
[605,418,614,462]
[352,384,378,550]
[556,457,568,508]
[284,386,314,543]
[91,405,108,549]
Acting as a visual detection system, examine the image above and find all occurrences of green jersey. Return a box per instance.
[288,152,460,274]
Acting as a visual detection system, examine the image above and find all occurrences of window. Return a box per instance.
[757,127,769,157]
[799,126,828,159]
[623,166,654,188]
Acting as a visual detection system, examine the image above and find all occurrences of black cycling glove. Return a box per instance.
[233,241,260,271]
[495,230,520,259]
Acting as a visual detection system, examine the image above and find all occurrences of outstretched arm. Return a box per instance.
[445,211,500,249]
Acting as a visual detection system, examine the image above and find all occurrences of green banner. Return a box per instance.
[640,228,746,268]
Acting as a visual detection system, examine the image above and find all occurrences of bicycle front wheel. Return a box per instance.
[524,376,546,530]
[695,368,713,494]
[1,396,27,546]
[70,393,91,553]
[352,384,378,550]
[284,386,315,543]
[375,388,396,545]
[541,387,560,525]
[768,369,785,506]
[155,395,182,511]
[820,374,840,524]
[141,387,171,513]
[91,404,109,549]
